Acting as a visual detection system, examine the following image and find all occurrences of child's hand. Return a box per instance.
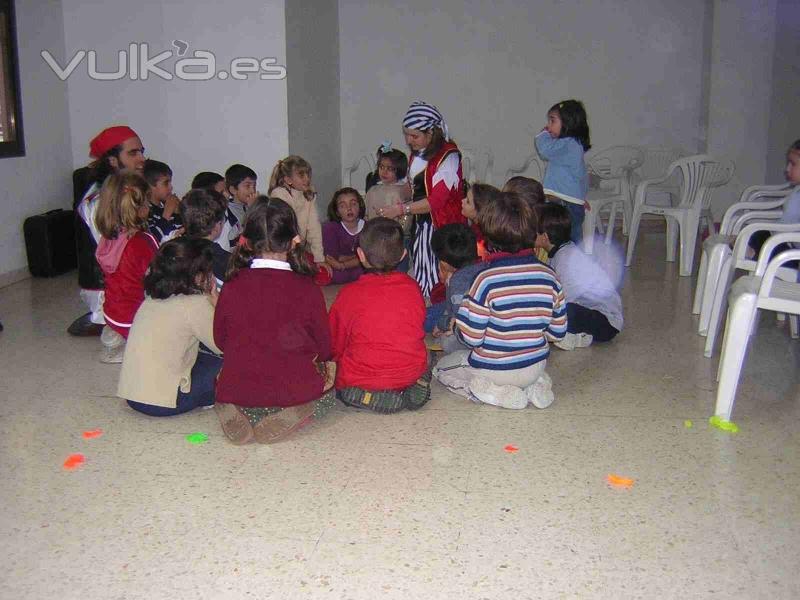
[584,201,591,212]
[325,255,342,271]
[432,326,443,338]
[317,262,333,276]
[163,194,181,219]
[447,318,456,335]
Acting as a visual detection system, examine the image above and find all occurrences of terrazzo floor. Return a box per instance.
[0,231,798,599]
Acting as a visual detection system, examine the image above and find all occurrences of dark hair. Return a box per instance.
[226,197,314,280]
[327,187,366,222]
[421,127,447,160]
[143,159,173,187]
[376,148,409,181]
[548,99,591,151]
[480,191,537,253]
[191,171,224,190]
[536,203,572,248]
[503,176,545,210]
[225,164,258,193]
[88,145,124,186]
[144,237,215,299]
[182,188,226,238]
[790,140,800,154]
[359,217,405,272]
[470,182,504,222]
[431,223,478,269]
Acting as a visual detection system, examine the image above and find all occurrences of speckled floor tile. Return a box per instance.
[1,232,799,599]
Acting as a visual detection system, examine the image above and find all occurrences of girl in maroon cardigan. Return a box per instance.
[213,198,335,444]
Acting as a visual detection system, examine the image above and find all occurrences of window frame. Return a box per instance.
[0,0,24,158]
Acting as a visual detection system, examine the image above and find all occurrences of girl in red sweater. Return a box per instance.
[94,172,158,363]
[213,198,336,444]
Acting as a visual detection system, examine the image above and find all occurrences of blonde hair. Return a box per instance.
[94,172,151,239]
[267,155,314,200]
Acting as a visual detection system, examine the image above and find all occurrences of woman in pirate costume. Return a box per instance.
[379,102,466,298]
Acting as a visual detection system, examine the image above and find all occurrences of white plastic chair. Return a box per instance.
[625,155,735,277]
[504,154,545,184]
[460,148,495,184]
[714,235,800,420]
[583,146,645,254]
[632,147,687,208]
[693,184,794,331]
[342,154,376,196]
[702,221,800,357]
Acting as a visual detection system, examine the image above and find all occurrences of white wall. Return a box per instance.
[766,0,800,183]
[339,0,708,188]
[707,0,778,215]
[61,0,289,195]
[0,0,73,284]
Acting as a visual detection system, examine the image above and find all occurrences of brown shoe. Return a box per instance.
[253,402,315,444]
[215,403,254,445]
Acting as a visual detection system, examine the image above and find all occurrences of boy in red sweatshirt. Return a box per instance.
[329,217,431,413]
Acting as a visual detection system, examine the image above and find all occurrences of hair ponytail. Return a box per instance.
[287,239,315,276]
[224,236,255,281]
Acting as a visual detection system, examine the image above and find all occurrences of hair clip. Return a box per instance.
[237,234,249,249]
[381,140,392,153]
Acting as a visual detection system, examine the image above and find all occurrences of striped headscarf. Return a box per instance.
[402,101,449,141]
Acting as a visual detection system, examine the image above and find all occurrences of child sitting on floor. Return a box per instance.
[182,188,230,290]
[191,171,241,252]
[143,159,181,243]
[535,203,622,349]
[213,198,335,444]
[118,237,222,416]
[429,223,488,354]
[322,187,365,284]
[329,217,431,413]
[433,192,567,409]
[224,164,258,227]
[94,172,159,363]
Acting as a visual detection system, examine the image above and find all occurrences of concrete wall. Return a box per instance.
[0,0,73,285]
[285,0,341,212]
[61,0,289,194]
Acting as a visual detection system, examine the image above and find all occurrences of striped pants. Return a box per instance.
[412,220,439,298]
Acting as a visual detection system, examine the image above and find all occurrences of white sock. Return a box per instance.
[525,373,554,409]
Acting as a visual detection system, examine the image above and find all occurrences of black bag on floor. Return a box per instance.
[23,209,77,277]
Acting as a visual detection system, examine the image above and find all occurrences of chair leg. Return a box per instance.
[693,249,709,315]
[704,256,734,358]
[790,314,799,339]
[665,216,679,263]
[678,215,700,277]
[714,296,758,420]
[625,209,643,267]
[582,210,595,255]
[604,202,617,245]
[698,245,730,335]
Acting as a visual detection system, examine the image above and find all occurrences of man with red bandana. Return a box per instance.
[68,126,146,336]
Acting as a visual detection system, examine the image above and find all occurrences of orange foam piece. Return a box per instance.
[82,429,103,439]
[606,473,634,488]
[504,444,519,453]
[63,454,85,470]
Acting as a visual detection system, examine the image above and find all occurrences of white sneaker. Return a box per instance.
[99,326,126,364]
[554,332,593,351]
[525,373,554,409]
[468,377,528,410]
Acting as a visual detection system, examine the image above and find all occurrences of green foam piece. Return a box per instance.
[708,416,739,433]
[684,419,693,429]
[186,432,209,444]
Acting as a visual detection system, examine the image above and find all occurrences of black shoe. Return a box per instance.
[67,313,103,337]
[0,320,3,332]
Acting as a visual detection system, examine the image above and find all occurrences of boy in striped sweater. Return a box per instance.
[433,190,567,409]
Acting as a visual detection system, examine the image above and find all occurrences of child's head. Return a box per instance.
[503,176,545,210]
[786,139,800,185]
[376,147,408,184]
[462,182,502,222]
[224,164,258,206]
[480,191,537,254]
[144,237,216,299]
[95,172,152,239]
[431,223,478,277]
[547,99,591,152]
[327,187,366,224]
[357,217,405,272]
[182,188,227,240]
[226,197,314,280]
[191,171,227,197]
[535,202,572,251]
[268,155,313,198]
[143,159,173,204]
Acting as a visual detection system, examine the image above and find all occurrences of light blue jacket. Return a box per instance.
[535,131,587,204]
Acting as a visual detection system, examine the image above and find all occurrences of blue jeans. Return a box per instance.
[424,302,447,333]
[566,202,585,244]
[127,352,222,417]
[566,303,618,342]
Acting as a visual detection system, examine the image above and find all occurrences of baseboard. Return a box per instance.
[0,267,30,289]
